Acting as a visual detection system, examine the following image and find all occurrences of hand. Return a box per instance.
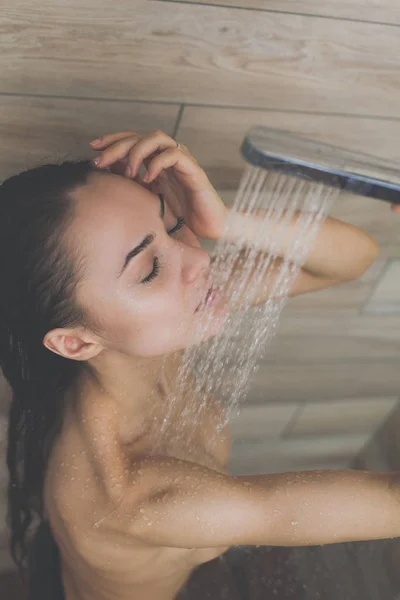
[391,204,400,214]
[89,130,229,240]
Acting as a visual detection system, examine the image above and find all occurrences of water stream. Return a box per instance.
[156,166,339,452]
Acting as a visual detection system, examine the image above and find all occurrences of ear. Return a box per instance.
[43,327,104,361]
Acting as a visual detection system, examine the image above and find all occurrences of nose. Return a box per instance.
[181,244,211,286]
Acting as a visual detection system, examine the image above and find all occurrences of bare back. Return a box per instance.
[44,360,231,600]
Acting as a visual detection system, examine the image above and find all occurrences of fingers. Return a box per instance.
[89,130,178,179]
[391,204,400,214]
[90,131,138,147]
[144,147,205,185]
[128,135,182,179]
[91,133,142,168]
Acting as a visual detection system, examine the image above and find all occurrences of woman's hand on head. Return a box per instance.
[89,130,229,240]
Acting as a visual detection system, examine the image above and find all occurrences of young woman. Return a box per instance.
[1,129,398,600]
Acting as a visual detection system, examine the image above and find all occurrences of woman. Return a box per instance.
[1,129,398,600]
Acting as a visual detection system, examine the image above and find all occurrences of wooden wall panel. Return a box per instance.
[243,315,400,363]
[0,96,180,180]
[177,107,400,190]
[286,397,399,438]
[0,0,400,578]
[2,2,400,117]
[285,268,385,315]
[181,0,400,25]
[248,361,400,403]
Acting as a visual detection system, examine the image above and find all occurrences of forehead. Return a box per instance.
[71,172,157,229]
[66,173,159,268]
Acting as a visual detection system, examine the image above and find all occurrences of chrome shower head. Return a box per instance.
[240,127,400,205]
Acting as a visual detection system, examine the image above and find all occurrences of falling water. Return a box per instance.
[155,165,339,451]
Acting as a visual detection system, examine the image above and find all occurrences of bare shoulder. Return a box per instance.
[44,411,118,544]
[43,417,143,581]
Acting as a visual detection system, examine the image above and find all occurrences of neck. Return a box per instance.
[74,349,181,444]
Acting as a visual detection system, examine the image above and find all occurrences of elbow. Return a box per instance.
[346,237,380,282]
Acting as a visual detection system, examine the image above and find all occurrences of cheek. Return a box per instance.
[125,313,189,357]
[117,292,189,354]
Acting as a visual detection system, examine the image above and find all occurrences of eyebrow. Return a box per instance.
[118,194,165,278]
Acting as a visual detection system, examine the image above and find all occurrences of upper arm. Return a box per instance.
[97,458,400,549]
[213,250,342,313]
[101,457,270,549]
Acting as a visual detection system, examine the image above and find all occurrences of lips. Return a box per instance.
[195,283,220,313]
[195,288,209,313]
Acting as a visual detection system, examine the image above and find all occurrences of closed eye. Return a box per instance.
[140,216,186,284]
[167,216,185,235]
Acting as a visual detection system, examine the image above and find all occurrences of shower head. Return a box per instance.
[240,127,400,205]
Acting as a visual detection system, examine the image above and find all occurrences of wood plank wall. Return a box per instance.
[2,1,400,178]
[0,0,399,471]
[1,1,400,587]
[182,0,400,25]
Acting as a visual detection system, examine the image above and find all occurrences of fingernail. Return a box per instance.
[92,158,100,166]
[90,138,102,145]
[126,166,132,177]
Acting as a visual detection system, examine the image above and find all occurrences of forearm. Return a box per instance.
[223,208,379,282]
[247,469,400,547]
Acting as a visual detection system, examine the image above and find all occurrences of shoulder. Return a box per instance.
[44,418,110,534]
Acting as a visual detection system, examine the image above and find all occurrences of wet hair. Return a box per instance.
[0,160,104,590]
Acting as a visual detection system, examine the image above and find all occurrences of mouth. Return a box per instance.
[195,283,220,313]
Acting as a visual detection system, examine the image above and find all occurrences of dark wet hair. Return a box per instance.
[0,160,104,590]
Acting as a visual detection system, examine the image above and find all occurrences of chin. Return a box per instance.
[189,307,229,347]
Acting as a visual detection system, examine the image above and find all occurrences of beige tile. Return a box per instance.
[229,458,351,476]
[230,403,300,440]
[188,0,400,25]
[364,259,400,314]
[288,397,399,437]
[228,434,368,474]
[217,310,400,363]
[274,313,400,346]
[231,433,371,460]
[357,404,400,471]
[353,438,391,471]
[285,259,389,316]
[0,96,180,181]
[328,194,400,254]
[248,362,400,403]
[3,3,400,117]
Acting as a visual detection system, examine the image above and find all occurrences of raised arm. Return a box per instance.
[215,209,379,312]
[99,457,400,549]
